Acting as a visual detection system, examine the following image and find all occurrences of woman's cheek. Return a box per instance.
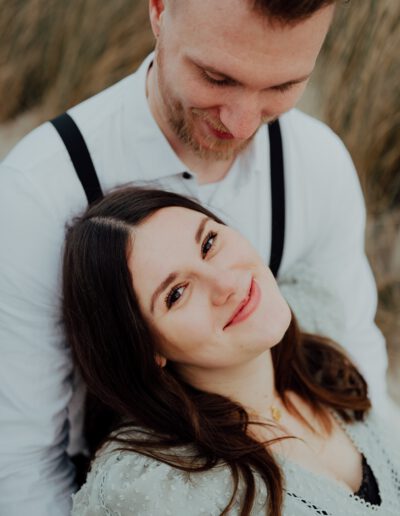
[160,321,210,364]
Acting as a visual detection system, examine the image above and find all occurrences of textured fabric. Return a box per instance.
[0,52,389,516]
[278,263,346,345]
[354,455,381,505]
[71,412,400,515]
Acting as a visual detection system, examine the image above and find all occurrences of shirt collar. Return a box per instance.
[122,52,188,181]
[122,52,271,184]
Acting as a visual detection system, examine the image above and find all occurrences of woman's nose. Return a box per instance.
[208,269,238,306]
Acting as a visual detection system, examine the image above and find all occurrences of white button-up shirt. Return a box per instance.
[0,53,387,516]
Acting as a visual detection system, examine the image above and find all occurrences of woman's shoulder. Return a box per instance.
[71,435,237,516]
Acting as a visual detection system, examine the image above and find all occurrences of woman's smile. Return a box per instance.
[224,278,261,329]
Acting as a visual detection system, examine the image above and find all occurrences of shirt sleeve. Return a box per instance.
[284,128,388,410]
[72,449,234,516]
[0,164,76,516]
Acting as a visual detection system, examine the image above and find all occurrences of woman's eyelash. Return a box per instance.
[201,231,218,257]
[164,231,218,310]
[165,284,186,309]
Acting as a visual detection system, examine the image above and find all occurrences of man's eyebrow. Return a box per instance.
[150,216,211,314]
[191,57,311,90]
[271,73,311,90]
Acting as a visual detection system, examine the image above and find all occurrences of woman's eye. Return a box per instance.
[165,285,186,309]
[201,231,217,258]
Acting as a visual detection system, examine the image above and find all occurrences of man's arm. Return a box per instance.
[311,142,388,406]
[0,161,76,516]
[279,110,396,416]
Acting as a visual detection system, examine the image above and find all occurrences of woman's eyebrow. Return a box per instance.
[150,216,211,313]
[195,216,210,244]
[150,272,178,314]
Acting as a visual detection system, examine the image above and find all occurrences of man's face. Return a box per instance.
[150,0,334,161]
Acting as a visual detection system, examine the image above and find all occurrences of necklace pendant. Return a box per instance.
[270,405,282,423]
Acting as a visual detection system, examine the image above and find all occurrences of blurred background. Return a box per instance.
[0,0,399,400]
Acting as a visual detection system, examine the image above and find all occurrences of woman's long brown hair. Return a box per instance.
[62,187,370,516]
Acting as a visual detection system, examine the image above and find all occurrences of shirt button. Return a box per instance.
[182,171,192,179]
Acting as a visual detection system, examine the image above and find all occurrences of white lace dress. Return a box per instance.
[72,266,400,515]
[71,410,400,515]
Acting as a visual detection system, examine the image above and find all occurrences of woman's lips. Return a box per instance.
[224,279,261,329]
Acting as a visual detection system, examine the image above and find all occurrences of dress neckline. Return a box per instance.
[275,411,382,510]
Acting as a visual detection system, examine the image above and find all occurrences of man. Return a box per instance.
[0,1,392,515]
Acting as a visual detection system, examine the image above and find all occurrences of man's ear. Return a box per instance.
[155,353,167,368]
[149,0,166,38]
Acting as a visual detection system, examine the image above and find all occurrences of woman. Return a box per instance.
[64,187,399,516]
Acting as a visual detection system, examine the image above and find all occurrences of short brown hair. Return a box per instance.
[251,0,337,24]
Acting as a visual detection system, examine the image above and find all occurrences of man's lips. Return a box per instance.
[205,120,234,140]
[224,279,261,329]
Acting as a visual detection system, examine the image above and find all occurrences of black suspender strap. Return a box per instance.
[268,120,285,278]
[50,112,283,274]
[51,113,103,205]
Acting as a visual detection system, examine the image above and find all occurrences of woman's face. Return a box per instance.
[129,207,291,372]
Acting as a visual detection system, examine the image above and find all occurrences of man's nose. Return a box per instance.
[219,94,263,140]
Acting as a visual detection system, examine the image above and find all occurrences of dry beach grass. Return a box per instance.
[0,0,153,123]
[0,0,399,395]
[301,0,400,397]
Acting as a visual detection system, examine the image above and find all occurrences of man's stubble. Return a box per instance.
[155,44,253,162]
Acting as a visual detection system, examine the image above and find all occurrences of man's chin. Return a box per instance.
[188,127,248,160]
[170,114,252,161]
[193,136,251,161]
[189,141,239,161]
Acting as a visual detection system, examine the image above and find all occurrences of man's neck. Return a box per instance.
[146,65,235,185]
[180,151,235,185]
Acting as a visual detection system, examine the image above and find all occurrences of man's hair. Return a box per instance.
[251,0,337,23]
[170,1,338,25]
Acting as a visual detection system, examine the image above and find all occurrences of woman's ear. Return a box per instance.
[155,353,167,368]
[149,0,166,39]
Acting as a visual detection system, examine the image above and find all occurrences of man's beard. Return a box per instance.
[166,101,252,161]
[156,48,253,161]
[168,105,277,161]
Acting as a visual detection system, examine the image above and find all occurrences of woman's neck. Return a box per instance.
[179,350,280,418]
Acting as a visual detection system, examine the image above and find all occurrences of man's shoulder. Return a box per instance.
[278,109,356,189]
[282,108,344,148]
[67,72,137,138]
[2,121,66,175]
[1,72,137,179]
[282,108,349,156]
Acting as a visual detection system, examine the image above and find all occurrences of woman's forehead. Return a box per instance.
[137,206,204,239]
[129,207,207,269]
[127,206,211,309]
